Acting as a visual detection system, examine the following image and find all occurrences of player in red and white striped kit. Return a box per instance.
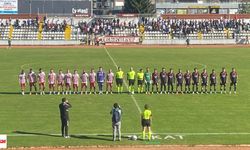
[80,69,88,94]
[38,68,46,95]
[57,70,65,95]
[106,69,114,94]
[64,69,72,95]
[19,70,27,95]
[72,70,80,94]
[89,68,96,94]
[27,68,37,95]
[48,69,56,95]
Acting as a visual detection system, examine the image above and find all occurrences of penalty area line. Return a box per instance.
[103,47,142,113]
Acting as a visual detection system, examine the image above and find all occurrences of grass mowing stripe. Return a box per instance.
[104,46,142,113]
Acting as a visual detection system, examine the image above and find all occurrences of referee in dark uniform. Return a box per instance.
[59,97,72,138]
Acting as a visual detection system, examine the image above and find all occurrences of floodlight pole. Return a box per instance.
[90,0,93,17]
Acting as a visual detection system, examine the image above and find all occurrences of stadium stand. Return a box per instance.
[0,15,249,45]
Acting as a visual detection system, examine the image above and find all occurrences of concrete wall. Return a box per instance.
[142,39,236,45]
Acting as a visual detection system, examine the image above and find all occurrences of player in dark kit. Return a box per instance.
[201,69,208,94]
[167,68,175,94]
[229,68,238,94]
[192,68,199,94]
[220,68,227,94]
[160,68,167,94]
[176,69,184,94]
[209,69,217,94]
[59,98,72,138]
[151,69,159,94]
[184,70,191,93]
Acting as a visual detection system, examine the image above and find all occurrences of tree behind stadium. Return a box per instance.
[124,0,155,14]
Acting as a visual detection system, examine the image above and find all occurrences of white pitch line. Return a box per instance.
[104,47,142,113]
[7,132,250,137]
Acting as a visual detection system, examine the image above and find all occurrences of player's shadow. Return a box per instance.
[13,131,61,137]
[71,134,113,141]
[0,92,21,95]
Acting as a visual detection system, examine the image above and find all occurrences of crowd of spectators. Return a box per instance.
[1,16,249,36]
[0,16,68,32]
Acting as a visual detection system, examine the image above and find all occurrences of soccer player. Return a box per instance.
[64,69,72,95]
[151,69,159,94]
[80,69,88,95]
[176,69,183,94]
[184,70,191,94]
[38,68,46,95]
[137,69,144,93]
[201,69,208,94]
[220,67,227,94]
[192,68,199,94]
[48,69,56,95]
[72,70,79,94]
[144,67,151,94]
[19,70,27,95]
[115,67,124,94]
[106,69,114,94]
[57,70,65,95]
[141,104,152,141]
[209,69,217,94]
[127,67,136,94]
[27,68,37,95]
[96,67,105,94]
[229,68,238,94]
[160,68,167,94]
[167,68,175,94]
[89,68,96,94]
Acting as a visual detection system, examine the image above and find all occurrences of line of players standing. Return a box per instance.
[18,66,238,95]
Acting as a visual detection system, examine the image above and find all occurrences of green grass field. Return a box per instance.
[1,46,250,148]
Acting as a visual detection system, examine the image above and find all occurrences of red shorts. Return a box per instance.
[106,82,113,87]
[81,83,87,87]
[65,83,71,87]
[49,83,55,86]
[29,82,36,86]
[20,83,26,87]
[73,84,78,87]
[39,82,45,86]
[90,82,95,88]
[57,82,64,86]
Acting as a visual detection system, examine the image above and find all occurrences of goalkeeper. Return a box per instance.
[144,67,151,94]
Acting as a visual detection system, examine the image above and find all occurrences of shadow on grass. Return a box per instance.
[13,131,119,141]
[0,92,21,95]
[71,135,113,141]
[13,131,61,137]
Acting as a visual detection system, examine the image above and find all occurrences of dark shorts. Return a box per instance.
[177,82,183,86]
[138,80,143,85]
[61,118,69,126]
[185,81,191,86]
[201,82,207,86]
[152,81,158,85]
[141,119,151,127]
[128,79,135,86]
[160,81,166,85]
[230,82,237,86]
[116,78,123,85]
[220,81,226,85]
[193,81,198,86]
[210,82,216,86]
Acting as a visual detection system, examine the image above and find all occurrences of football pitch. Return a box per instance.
[1,46,250,148]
